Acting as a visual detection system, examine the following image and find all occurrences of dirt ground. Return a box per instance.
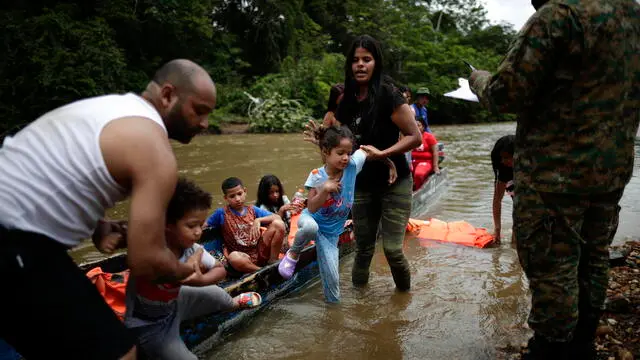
[498,240,640,360]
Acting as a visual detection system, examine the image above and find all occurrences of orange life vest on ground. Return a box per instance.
[407,218,495,248]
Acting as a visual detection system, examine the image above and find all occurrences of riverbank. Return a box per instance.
[218,123,250,134]
[595,240,639,360]
[501,240,640,360]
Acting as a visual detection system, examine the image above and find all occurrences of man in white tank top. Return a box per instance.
[0,59,216,360]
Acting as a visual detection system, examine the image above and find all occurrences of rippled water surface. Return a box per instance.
[69,122,640,359]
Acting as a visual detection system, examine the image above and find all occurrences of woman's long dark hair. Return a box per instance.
[256,174,285,210]
[336,35,391,145]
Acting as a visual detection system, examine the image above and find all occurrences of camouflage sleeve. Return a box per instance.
[470,4,582,114]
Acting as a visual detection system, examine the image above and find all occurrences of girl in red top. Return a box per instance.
[411,120,440,190]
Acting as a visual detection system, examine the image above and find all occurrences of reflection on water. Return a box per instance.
[67,122,640,359]
[208,240,531,360]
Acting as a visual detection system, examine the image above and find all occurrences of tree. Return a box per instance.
[0,4,128,134]
[426,0,489,33]
[212,0,300,76]
[0,0,519,135]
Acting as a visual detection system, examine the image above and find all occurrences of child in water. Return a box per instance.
[278,125,397,303]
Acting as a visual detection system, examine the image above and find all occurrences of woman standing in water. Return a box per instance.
[336,35,422,291]
[490,134,515,244]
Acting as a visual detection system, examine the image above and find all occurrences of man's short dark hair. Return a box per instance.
[221,177,243,194]
[151,59,203,92]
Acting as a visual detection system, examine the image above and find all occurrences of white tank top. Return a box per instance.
[0,93,166,247]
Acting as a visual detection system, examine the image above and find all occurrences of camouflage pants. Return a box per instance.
[514,184,623,342]
[351,175,412,291]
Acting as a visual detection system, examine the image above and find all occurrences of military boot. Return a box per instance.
[568,309,602,360]
[521,335,571,360]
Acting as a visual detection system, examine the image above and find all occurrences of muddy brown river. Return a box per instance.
[69,122,640,359]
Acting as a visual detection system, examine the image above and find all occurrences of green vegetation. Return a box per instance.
[0,0,518,135]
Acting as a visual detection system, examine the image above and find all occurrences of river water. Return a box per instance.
[70,122,640,359]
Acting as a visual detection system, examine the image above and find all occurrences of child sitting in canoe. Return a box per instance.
[411,119,440,191]
[124,177,261,360]
[205,177,286,274]
[255,174,303,233]
[278,125,397,303]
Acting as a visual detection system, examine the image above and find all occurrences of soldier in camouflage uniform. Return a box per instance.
[469,0,640,358]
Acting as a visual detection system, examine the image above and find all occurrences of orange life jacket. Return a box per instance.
[86,267,129,321]
[407,218,495,248]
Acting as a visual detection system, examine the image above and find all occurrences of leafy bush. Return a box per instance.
[215,83,253,117]
[248,53,345,119]
[247,93,313,133]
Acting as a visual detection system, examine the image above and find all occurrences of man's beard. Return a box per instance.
[166,105,197,144]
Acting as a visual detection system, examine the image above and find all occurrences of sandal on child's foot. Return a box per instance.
[234,292,262,309]
[278,250,298,280]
